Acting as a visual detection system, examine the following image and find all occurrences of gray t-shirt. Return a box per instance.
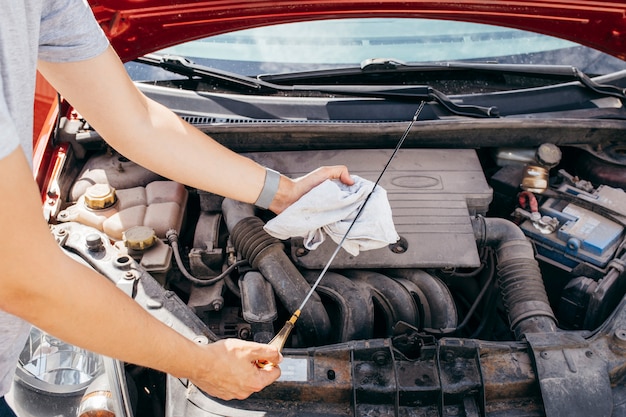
[0,0,109,396]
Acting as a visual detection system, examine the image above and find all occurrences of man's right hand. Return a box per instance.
[191,338,282,400]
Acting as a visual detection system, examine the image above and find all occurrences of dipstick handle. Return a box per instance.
[255,310,300,369]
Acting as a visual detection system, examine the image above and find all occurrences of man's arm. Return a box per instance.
[37,46,353,213]
[0,148,281,400]
[29,45,354,399]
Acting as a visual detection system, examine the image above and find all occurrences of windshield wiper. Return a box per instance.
[367,59,626,100]
[135,54,498,118]
[263,58,626,101]
[137,54,264,89]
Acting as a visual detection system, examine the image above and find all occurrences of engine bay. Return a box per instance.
[25,109,626,417]
[49,137,626,347]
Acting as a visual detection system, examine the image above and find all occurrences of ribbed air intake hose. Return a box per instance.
[471,216,557,339]
[221,199,331,346]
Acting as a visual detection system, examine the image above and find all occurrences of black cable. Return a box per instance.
[166,229,249,287]
[424,249,496,336]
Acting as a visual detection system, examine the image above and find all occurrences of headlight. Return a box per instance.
[17,327,103,394]
[10,328,105,417]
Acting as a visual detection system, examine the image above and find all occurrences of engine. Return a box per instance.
[53,146,626,346]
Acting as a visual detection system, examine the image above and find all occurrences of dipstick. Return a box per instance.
[255,102,425,369]
[255,310,300,369]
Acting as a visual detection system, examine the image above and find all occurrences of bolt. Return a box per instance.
[585,350,594,358]
[389,236,408,254]
[212,298,224,311]
[193,336,209,345]
[86,234,104,252]
[540,351,550,359]
[390,243,405,253]
[123,271,136,280]
[239,327,251,340]
[295,247,309,257]
[611,329,626,354]
[114,255,132,270]
[451,359,465,378]
[372,351,388,366]
[615,329,626,343]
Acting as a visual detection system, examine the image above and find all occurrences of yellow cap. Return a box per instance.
[123,226,157,251]
[84,183,116,209]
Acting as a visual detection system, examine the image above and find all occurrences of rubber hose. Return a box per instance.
[472,216,557,339]
[222,199,331,346]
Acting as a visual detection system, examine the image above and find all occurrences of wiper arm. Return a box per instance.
[360,58,626,100]
[569,66,626,100]
[137,54,264,89]
[261,58,626,101]
[135,54,498,118]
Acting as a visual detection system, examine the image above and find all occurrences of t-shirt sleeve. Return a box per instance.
[0,82,20,161]
[38,0,110,63]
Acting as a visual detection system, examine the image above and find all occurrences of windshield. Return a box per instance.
[126,17,626,82]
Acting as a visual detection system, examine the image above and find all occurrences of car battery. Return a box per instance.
[520,184,626,270]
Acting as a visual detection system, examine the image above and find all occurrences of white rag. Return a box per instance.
[263,175,399,256]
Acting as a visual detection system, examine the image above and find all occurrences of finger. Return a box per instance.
[318,165,353,184]
[254,346,282,365]
[256,359,282,382]
[300,165,351,185]
[337,167,354,185]
[254,352,283,369]
[235,340,282,367]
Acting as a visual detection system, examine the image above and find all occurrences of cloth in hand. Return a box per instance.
[263,175,399,256]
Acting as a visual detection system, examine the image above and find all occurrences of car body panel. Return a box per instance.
[89,1,626,62]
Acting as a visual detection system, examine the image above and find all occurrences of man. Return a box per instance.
[0,0,353,413]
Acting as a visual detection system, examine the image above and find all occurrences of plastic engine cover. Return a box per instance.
[245,149,492,269]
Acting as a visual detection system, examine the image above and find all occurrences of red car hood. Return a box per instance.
[90,0,626,62]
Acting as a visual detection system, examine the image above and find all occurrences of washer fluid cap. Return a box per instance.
[84,183,117,209]
[536,143,562,169]
[124,225,157,251]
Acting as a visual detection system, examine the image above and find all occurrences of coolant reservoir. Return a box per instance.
[57,180,187,241]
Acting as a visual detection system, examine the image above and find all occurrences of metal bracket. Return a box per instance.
[52,221,215,342]
[526,332,613,417]
[436,339,485,417]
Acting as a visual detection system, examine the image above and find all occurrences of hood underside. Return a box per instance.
[89,0,626,62]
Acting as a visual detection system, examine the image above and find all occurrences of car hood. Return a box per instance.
[90,0,626,62]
